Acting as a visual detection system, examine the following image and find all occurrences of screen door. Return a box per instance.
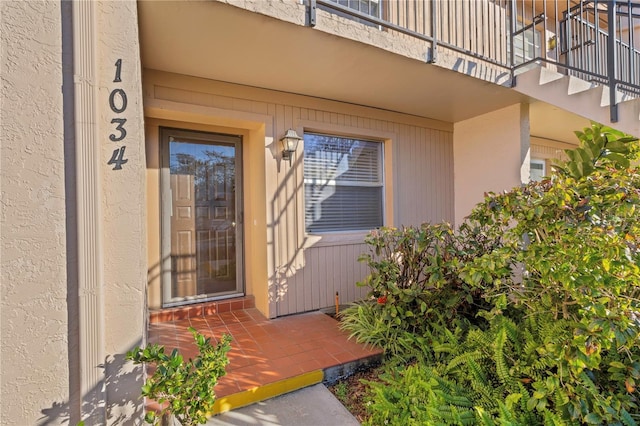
[161,128,243,306]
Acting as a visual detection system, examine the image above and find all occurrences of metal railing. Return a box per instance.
[512,0,640,121]
[311,0,513,69]
[309,0,640,123]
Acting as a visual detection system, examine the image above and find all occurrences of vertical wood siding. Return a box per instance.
[147,72,454,316]
[281,242,371,316]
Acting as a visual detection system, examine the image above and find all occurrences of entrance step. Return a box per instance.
[149,295,255,323]
[213,352,381,414]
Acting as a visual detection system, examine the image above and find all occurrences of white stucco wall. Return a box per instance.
[453,103,530,226]
[1,1,71,424]
[1,1,147,424]
[97,1,147,423]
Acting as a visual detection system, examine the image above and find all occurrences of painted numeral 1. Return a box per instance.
[113,58,122,83]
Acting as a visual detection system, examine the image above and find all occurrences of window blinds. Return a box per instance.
[304,133,383,233]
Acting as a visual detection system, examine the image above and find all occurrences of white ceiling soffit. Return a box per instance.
[137,0,531,123]
[138,0,595,144]
[529,101,591,144]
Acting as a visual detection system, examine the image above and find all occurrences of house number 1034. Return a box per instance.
[107,58,129,170]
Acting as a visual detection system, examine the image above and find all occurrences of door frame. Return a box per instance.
[159,127,245,307]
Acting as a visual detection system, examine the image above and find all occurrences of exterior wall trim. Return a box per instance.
[144,98,271,130]
[72,0,106,419]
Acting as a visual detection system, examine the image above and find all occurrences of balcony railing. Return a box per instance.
[309,0,640,122]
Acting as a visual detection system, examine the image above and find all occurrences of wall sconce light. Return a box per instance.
[280,128,302,166]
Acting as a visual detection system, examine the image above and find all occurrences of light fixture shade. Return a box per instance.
[280,128,302,166]
[281,129,302,151]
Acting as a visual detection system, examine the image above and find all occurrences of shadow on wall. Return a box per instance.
[269,152,307,311]
[52,2,145,425]
[39,346,144,426]
[268,151,370,315]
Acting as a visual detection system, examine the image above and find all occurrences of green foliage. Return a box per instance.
[339,302,424,361]
[344,124,640,424]
[351,223,495,344]
[363,363,477,426]
[553,122,639,179]
[126,328,232,426]
[333,381,349,402]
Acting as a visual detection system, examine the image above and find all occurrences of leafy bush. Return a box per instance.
[352,222,497,332]
[344,123,640,424]
[554,123,639,179]
[126,328,232,426]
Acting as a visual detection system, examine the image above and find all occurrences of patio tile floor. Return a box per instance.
[147,307,382,399]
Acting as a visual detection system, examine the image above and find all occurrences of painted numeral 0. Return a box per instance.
[109,88,127,114]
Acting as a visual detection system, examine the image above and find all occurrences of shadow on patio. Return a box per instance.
[148,299,382,413]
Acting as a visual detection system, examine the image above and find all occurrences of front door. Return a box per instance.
[161,128,243,306]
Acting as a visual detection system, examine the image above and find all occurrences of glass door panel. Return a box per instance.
[161,128,243,305]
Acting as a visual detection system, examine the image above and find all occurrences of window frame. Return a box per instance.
[303,131,386,236]
[320,0,384,27]
[530,158,547,182]
[509,17,543,65]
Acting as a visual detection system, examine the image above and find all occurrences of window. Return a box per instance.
[530,159,546,182]
[509,19,542,65]
[322,0,382,25]
[304,133,384,233]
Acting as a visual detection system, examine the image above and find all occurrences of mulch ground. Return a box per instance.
[327,364,384,423]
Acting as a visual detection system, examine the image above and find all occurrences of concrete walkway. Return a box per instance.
[207,384,360,426]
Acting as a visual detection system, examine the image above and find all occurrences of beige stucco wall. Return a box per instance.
[1,1,146,424]
[97,1,147,424]
[144,70,455,318]
[220,0,511,86]
[1,2,71,424]
[453,103,530,226]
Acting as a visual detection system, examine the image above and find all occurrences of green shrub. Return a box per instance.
[126,328,232,426]
[553,123,639,179]
[346,124,640,424]
[354,222,496,331]
[459,126,640,423]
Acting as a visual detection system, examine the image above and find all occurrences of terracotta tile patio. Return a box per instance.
[147,303,382,400]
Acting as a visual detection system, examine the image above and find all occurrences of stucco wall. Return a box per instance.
[97,1,147,424]
[1,1,147,424]
[453,103,530,226]
[220,0,511,86]
[1,1,71,424]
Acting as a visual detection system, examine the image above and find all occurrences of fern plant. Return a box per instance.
[347,124,640,425]
[339,302,421,361]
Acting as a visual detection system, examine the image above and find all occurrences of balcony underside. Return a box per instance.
[138,1,526,122]
[138,0,592,141]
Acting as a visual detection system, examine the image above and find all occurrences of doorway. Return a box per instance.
[160,128,244,306]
